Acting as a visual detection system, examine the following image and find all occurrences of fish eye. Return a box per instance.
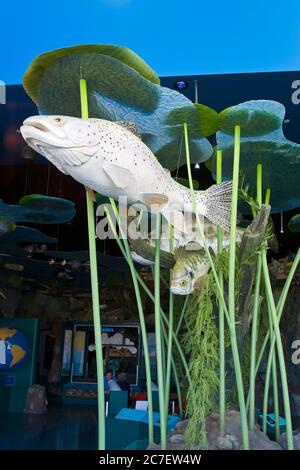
[180,280,186,287]
[53,117,63,125]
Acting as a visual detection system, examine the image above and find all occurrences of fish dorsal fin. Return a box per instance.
[174,246,206,261]
[116,121,141,139]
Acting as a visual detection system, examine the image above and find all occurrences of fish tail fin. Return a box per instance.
[200,181,232,232]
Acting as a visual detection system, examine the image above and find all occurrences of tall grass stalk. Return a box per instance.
[248,163,263,431]
[80,79,105,450]
[216,149,225,434]
[154,213,167,449]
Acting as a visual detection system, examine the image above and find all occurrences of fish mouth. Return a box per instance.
[20,123,65,149]
[170,286,190,295]
[20,117,67,148]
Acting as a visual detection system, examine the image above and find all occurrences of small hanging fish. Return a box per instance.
[170,247,211,295]
[21,116,232,232]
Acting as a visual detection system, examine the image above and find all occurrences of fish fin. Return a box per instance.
[116,121,141,139]
[194,274,209,295]
[201,181,232,232]
[85,186,96,202]
[139,193,169,210]
[103,162,137,189]
[174,246,206,261]
[62,148,93,166]
[129,237,175,268]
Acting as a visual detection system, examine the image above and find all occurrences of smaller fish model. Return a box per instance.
[128,221,245,295]
[170,247,211,295]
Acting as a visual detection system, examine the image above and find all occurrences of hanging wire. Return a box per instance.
[280,212,284,234]
[23,167,28,195]
[46,163,51,196]
[175,130,184,180]
[55,173,63,251]
[194,79,199,104]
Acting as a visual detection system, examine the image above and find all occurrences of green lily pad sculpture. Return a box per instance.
[0,226,57,257]
[23,44,212,170]
[214,100,300,213]
[288,214,300,232]
[0,194,75,224]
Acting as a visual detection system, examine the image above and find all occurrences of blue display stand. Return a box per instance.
[258,412,287,438]
[115,408,180,433]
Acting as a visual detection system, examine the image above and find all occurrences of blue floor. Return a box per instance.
[0,405,98,450]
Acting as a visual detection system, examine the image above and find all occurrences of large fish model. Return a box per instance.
[20,116,232,232]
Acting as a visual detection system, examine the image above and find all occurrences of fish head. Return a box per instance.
[170,265,194,295]
[20,115,100,171]
[170,252,210,295]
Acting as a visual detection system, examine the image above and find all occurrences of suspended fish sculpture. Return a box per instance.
[20,115,232,232]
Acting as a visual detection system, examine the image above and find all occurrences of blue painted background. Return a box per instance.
[1,0,300,85]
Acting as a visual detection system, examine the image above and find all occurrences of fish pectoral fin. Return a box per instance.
[103,162,136,189]
[139,193,169,210]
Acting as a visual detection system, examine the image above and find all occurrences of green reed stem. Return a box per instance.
[104,203,154,444]
[175,296,189,336]
[80,79,105,450]
[165,279,174,422]
[272,353,280,441]
[154,213,167,449]
[216,149,225,434]
[262,296,274,434]
[261,254,293,449]
[249,163,263,432]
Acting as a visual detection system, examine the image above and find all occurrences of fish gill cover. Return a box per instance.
[22,44,213,170]
[213,100,300,213]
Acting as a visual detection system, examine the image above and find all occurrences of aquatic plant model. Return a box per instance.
[21,45,300,450]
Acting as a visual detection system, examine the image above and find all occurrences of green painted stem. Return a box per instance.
[104,204,154,443]
[175,296,189,336]
[227,125,249,450]
[216,149,225,434]
[80,79,105,450]
[261,254,294,450]
[154,213,167,449]
[249,256,262,431]
[272,354,280,442]
[165,281,174,421]
[249,163,263,431]
[262,296,274,434]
